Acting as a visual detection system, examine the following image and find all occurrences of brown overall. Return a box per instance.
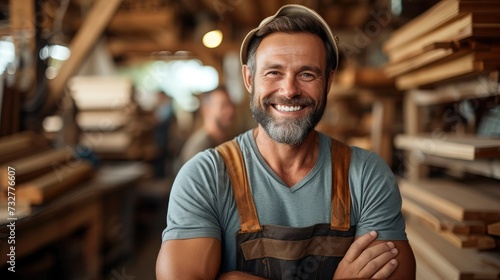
[216,138,355,280]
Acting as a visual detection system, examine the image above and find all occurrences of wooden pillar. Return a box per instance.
[371,96,395,165]
[3,0,37,136]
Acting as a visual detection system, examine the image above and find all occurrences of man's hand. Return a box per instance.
[333,231,399,279]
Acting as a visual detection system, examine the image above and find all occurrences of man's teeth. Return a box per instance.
[276,105,301,112]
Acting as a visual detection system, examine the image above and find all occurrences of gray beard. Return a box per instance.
[250,88,327,146]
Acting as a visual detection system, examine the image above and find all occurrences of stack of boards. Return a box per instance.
[383,0,500,90]
[69,76,157,161]
[0,131,94,214]
[394,133,500,278]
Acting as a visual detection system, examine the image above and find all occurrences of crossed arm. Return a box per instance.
[156,231,415,280]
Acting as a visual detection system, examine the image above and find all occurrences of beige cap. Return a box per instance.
[239,4,339,69]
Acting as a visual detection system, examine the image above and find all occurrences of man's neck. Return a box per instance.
[253,127,319,187]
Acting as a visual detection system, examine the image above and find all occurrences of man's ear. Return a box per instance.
[326,70,335,95]
[242,65,253,93]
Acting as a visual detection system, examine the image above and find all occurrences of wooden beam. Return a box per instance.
[202,0,260,26]
[10,0,35,37]
[370,97,395,165]
[399,179,500,222]
[44,0,123,114]
[109,9,174,32]
[9,0,36,133]
[17,161,94,205]
[402,195,486,235]
[67,9,176,34]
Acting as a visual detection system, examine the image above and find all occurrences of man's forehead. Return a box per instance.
[254,33,327,66]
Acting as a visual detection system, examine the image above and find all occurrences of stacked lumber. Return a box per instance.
[69,76,157,160]
[400,179,500,250]
[0,130,51,164]
[383,0,500,90]
[407,214,500,279]
[0,131,95,206]
[395,133,500,181]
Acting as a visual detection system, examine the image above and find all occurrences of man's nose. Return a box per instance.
[279,75,300,99]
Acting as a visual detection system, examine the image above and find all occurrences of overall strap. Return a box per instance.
[216,140,263,233]
[330,138,352,231]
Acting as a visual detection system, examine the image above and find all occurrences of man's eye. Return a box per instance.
[266,71,280,76]
[300,73,315,80]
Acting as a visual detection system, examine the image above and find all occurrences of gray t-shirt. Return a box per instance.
[162,130,407,272]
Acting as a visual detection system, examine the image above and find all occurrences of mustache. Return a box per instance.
[262,96,316,107]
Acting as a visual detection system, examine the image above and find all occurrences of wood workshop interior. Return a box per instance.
[0,0,499,279]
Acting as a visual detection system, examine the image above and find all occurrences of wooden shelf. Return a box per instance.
[394,133,500,161]
[399,178,500,222]
[422,154,500,179]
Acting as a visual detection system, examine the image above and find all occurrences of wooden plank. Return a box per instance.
[406,215,500,280]
[17,161,94,205]
[0,131,50,164]
[385,0,500,52]
[407,76,498,106]
[402,195,486,235]
[388,44,500,77]
[76,111,128,131]
[423,155,500,180]
[489,222,500,236]
[108,9,174,32]
[394,133,500,160]
[403,195,494,249]
[69,76,132,110]
[0,130,39,154]
[45,0,123,114]
[395,53,500,90]
[80,132,132,154]
[384,48,454,78]
[399,179,500,222]
[414,250,443,280]
[387,12,500,63]
[0,148,75,190]
[438,230,496,250]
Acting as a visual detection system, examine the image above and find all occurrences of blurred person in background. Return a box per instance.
[152,91,175,178]
[179,86,235,165]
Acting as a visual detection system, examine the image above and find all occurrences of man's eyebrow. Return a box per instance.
[260,64,322,74]
[261,63,284,70]
[299,65,322,74]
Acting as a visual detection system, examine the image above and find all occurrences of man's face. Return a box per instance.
[244,32,332,145]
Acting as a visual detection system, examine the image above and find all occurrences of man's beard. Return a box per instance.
[250,87,327,146]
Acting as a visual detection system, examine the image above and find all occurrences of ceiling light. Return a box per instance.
[202,30,223,49]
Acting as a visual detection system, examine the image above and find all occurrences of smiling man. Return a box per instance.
[156,4,415,280]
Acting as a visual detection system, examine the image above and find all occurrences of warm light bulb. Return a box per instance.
[202,30,223,48]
